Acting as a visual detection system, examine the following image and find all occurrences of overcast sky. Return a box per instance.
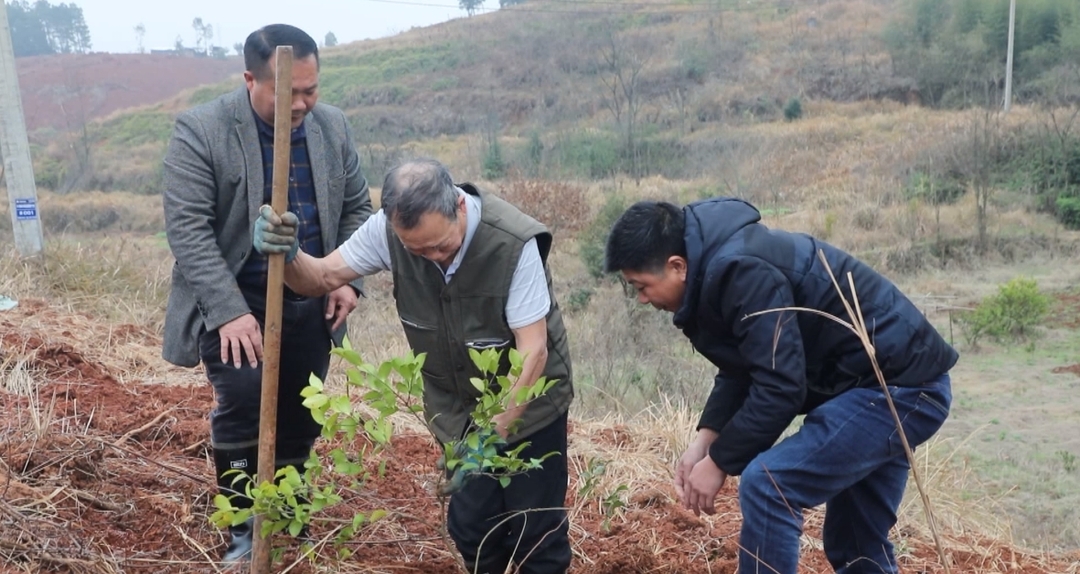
[75,0,490,54]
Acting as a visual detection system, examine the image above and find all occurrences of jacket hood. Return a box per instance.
[673,198,762,327]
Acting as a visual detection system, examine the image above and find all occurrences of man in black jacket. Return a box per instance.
[604,198,957,574]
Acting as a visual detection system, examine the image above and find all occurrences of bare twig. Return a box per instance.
[112,408,174,446]
[0,537,102,570]
[70,487,129,512]
[94,439,206,484]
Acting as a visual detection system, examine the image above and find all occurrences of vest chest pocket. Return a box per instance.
[465,338,511,351]
[400,316,436,331]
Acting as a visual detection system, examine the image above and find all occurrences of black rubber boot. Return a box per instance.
[214,446,259,564]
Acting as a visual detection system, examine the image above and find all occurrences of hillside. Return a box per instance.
[16,53,242,134]
[26,0,906,193]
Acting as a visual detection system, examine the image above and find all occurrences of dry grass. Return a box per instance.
[493,179,590,236]
[0,190,163,235]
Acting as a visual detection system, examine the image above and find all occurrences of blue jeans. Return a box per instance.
[737,373,951,574]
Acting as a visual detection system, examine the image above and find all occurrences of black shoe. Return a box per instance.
[222,519,253,563]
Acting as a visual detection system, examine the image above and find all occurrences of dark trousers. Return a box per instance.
[199,286,330,467]
[738,373,952,574]
[447,412,571,574]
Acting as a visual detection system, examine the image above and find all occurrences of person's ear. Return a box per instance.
[668,256,688,281]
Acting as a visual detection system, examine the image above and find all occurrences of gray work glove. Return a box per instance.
[253,204,299,263]
[436,429,506,496]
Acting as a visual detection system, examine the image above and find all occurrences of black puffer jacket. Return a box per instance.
[673,198,958,475]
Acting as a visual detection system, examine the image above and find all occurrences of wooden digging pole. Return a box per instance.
[251,44,293,574]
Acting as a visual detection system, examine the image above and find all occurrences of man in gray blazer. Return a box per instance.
[162,23,371,563]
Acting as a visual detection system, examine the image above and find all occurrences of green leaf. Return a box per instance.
[347,369,365,386]
[302,393,329,410]
[499,476,511,488]
[377,360,393,381]
[232,508,253,526]
[339,349,364,366]
[484,349,500,374]
[307,373,325,391]
[330,395,353,415]
[213,494,233,511]
[370,509,387,522]
[288,519,303,537]
[468,348,484,372]
[508,347,523,373]
[470,377,486,393]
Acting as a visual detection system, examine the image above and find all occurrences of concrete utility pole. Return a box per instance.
[1003,0,1016,112]
[0,0,45,258]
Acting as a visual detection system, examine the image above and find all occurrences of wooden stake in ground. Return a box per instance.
[252,45,293,574]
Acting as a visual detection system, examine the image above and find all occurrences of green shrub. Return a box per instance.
[482,139,508,180]
[210,344,556,565]
[32,153,65,190]
[579,194,627,279]
[905,171,967,205]
[525,131,544,176]
[630,136,688,179]
[1055,195,1080,229]
[959,277,1050,348]
[783,97,803,121]
[553,131,619,179]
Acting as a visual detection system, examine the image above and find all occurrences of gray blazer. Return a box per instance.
[162,87,371,367]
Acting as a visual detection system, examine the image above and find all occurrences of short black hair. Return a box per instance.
[604,201,686,273]
[244,24,319,80]
[381,159,459,229]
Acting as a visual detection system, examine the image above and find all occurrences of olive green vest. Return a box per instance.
[387,184,574,444]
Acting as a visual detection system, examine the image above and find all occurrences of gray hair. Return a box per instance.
[380,159,459,229]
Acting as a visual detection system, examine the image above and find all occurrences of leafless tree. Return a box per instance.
[598,26,647,183]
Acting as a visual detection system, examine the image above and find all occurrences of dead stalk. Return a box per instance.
[745,249,951,574]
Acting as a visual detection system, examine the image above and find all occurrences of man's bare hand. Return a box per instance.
[683,455,728,516]
[325,285,358,331]
[675,428,718,499]
[218,313,263,368]
[492,406,526,439]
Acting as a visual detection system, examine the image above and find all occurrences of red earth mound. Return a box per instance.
[1,299,1077,573]
[15,52,241,134]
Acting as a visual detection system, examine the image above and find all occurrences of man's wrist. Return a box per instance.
[696,428,720,445]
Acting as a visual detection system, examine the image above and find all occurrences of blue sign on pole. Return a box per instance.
[14,198,37,220]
